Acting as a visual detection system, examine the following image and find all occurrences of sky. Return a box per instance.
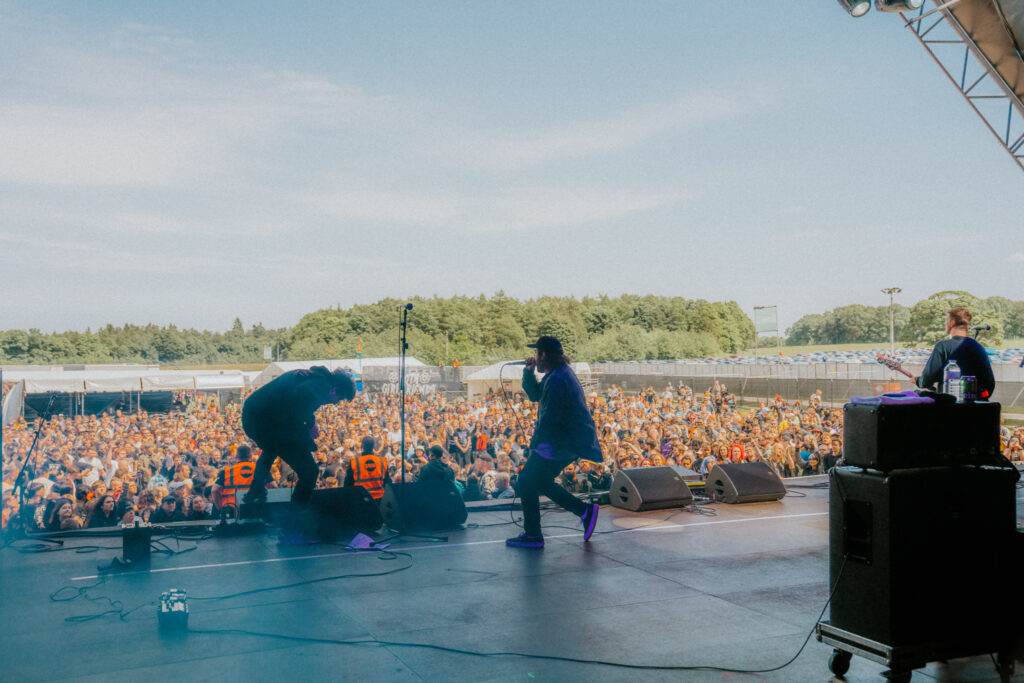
[1,1,1022,335]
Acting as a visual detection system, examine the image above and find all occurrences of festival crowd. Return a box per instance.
[3,381,1022,531]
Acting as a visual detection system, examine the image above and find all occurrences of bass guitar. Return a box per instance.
[875,354,915,381]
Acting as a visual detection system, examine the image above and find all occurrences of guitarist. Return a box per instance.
[914,308,995,399]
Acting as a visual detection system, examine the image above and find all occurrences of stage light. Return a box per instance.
[876,0,924,10]
[837,0,871,16]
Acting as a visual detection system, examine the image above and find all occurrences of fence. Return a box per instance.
[588,362,1024,409]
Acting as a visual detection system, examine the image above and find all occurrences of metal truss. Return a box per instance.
[902,2,1024,173]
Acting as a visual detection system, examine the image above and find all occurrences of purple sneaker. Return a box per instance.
[506,533,544,549]
[581,503,599,542]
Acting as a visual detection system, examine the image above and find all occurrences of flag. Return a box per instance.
[2,380,25,427]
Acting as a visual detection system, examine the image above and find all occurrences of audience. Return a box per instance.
[4,379,1019,532]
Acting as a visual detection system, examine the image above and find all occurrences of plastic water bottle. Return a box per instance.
[943,359,961,399]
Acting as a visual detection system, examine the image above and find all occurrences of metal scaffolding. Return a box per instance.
[902,1,1024,173]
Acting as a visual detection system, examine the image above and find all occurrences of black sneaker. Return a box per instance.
[506,533,544,549]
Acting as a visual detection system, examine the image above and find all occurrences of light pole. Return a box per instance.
[881,287,901,380]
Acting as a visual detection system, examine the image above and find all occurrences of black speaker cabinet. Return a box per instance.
[609,466,693,511]
[122,524,153,568]
[843,401,1000,471]
[380,480,468,531]
[829,465,1017,647]
[310,487,383,539]
[241,487,382,538]
[704,462,785,504]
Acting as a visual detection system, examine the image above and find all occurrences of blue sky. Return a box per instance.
[1,1,1021,335]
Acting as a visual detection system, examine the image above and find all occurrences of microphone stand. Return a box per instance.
[9,393,57,537]
[377,305,445,544]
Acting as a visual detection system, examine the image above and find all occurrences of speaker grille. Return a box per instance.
[706,462,785,504]
[610,466,693,511]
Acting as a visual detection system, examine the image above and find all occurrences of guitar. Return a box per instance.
[875,354,916,381]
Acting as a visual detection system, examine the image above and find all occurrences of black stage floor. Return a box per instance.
[2,476,1021,682]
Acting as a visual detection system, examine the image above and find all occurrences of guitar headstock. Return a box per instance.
[875,354,902,372]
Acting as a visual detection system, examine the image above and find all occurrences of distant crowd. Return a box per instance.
[3,381,1022,531]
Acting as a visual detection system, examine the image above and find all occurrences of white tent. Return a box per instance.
[1,369,247,393]
[0,367,249,419]
[251,358,425,387]
[464,362,591,400]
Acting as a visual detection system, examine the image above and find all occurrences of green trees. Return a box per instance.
[0,322,285,365]
[6,290,1015,367]
[0,294,757,366]
[900,291,1004,346]
[785,291,1017,347]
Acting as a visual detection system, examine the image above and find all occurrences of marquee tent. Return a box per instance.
[251,358,425,387]
[0,367,250,420]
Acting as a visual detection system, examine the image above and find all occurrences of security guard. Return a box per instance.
[344,436,387,500]
[212,444,256,510]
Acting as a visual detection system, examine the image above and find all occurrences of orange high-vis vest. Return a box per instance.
[220,461,256,507]
[352,454,386,500]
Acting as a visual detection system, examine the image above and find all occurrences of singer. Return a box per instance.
[914,308,995,398]
[506,336,603,549]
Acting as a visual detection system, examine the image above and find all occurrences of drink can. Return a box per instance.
[960,375,977,401]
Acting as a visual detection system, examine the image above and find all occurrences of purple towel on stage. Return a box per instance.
[850,391,934,406]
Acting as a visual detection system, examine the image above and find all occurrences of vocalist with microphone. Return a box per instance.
[913,307,995,399]
[506,336,603,549]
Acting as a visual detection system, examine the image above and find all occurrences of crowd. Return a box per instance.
[3,381,1023,531]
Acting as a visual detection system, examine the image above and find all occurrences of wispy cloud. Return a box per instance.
[1009,252,1024,263]
[451,92,741,168]
[295,184,686,233]
[0,232,240,273]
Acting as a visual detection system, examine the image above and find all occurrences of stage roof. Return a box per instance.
[949,0,1024,108]
[904,0,1024,170]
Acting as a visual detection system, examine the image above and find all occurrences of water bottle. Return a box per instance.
[943,359,961,399]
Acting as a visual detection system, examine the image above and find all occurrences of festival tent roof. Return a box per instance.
[464,362,591,400]
[251,358,425,386]
[3,369,247,393]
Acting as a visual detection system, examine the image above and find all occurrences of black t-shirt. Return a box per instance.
[916,336,995,397]
[417,459,455,483]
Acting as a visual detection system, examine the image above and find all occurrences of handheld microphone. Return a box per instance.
[971,325,991,331]
[504,360,528,366]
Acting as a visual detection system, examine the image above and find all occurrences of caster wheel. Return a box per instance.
[829,649,852,676]
[883,669,911,683]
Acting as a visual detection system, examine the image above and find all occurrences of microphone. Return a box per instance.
[971,325,991,331]
[404,303,413,310]
[504,360,528,366]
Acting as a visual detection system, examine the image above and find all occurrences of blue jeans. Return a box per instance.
[516,452,587,537]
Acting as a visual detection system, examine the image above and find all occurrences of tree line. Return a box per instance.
[2,290,1018,367]
[784,291,1024,347]
[0,293,754,366]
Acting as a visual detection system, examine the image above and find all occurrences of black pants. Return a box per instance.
[516,452,587,537]
[248,440,319,508]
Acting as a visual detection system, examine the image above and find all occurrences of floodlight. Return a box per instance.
[876,0,924,11]
[837,0,871,17]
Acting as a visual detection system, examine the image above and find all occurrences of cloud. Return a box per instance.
[439,91,745,169]
[0,232,240,273]
[296,185,686,233]
[0,16,424,189]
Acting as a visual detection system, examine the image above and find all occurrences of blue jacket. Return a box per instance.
[523,364,602,463]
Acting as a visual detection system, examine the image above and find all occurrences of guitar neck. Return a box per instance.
[892,366,915,380]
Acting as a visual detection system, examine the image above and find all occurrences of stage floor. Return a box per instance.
[1,476,1021,682]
